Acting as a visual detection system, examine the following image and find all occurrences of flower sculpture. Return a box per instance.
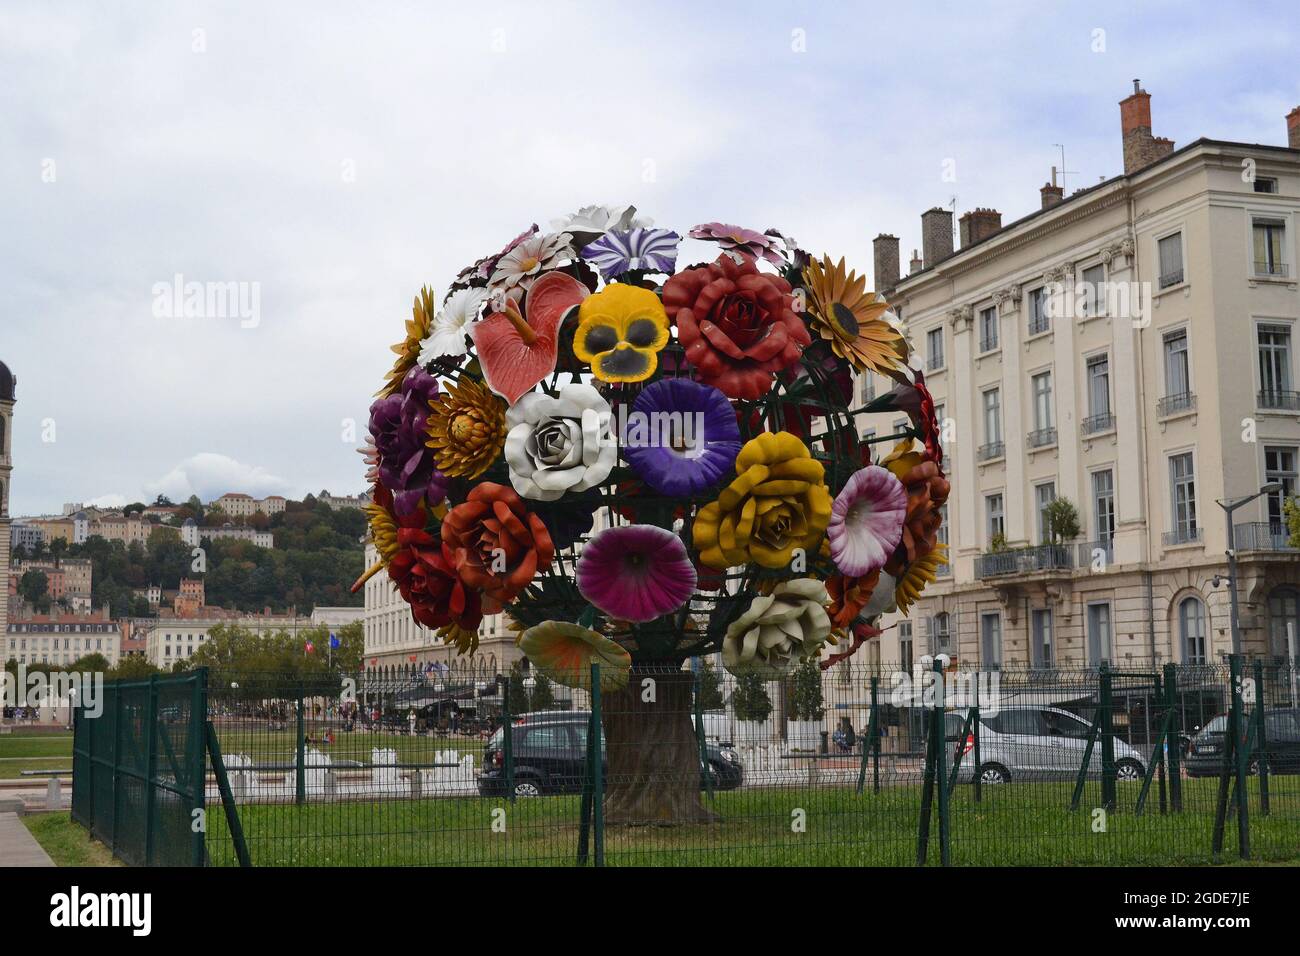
[359,203,949,709]
[693,432,832,570]
[663,253,810,399]
[721,579,833,678]
[504,382,616,500]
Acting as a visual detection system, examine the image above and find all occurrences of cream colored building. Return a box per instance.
[863,87,1300,671]
[210,493,286,518]
[5,612,122,667]
[141,611,318,667]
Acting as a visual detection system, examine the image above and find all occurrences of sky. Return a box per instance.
[2,0,1298,516]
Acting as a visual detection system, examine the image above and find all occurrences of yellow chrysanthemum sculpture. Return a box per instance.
[802,255,909,376]
[378,286,436,397]
[425,376,507,479]
[896,543,948,614]
[693,431,832,570]
[573,282,670,383]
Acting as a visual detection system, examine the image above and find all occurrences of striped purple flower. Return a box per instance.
[580,228,680,279]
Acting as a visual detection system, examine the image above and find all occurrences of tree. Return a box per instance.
[732,671,773,723]
[19,569,50,613]
[530,672,555,711]
[788,660,825,722]
[1285,496,1300,548]
[696,659,725,710]
[1044,497,1081,544]
[508,661,530,714]
[110,656,162,680]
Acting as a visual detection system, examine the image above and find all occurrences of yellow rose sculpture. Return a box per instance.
[692,431,832,570]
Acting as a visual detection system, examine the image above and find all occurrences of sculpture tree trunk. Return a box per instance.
[600,665,719,826]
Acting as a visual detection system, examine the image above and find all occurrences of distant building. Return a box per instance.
[318,492,369,510]
[181,518,273,549]
[211,493,287,518]
[141,610,317,667]
[5,608,122,667]
[9,521,43,552]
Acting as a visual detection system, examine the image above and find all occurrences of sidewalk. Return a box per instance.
[0,810,55,866]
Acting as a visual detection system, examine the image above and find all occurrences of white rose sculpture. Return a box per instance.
[503,382,617,501]
[721,578,834,678]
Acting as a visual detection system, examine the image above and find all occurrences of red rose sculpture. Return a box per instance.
[385,505,483,633]
[662,254,810,400]
[440,482,555,610]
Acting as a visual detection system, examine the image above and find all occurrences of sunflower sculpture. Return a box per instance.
[356,207,948,823]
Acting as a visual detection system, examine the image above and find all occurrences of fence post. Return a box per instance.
[871,675,880,794]
[1155,673,1168,814]
[972,672,982,804]
[191,668,208,867]
[143,674,159,866]
[1232,655,1251,860]
[295,685,306,806]
[1163,663,1182,812]
[589,663,604,867]
[694,668,714,804]
[502,681,514,804]
[1098,662,1116,811]
[933,659,950,866]
[1253,658,1269,817]
[205,720,251,867]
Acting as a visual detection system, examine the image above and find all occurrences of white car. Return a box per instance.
[944,704,1146,785]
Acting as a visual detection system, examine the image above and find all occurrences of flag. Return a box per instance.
[305,640,315,654]
[329,632,341,649]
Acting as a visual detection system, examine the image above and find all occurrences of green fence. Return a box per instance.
[71,669,207,866]
[70,657,1300,866]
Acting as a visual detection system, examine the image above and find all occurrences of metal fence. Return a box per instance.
[70,670,207,866]
[71,656,1300,866]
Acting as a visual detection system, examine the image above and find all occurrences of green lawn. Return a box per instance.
[204,776,1300,867]
[24,812,122,867]
[0,733,74,778]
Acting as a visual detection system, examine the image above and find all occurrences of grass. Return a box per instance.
[23,812,122,867]
[204,775,1300,867]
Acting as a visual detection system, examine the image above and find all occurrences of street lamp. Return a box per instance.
[1216,482,1283,655]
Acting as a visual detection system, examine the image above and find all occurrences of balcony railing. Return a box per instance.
[979,335,998,353]
[1233,522,1298,552]
[1026,427,1057,448]
[975,544,1074,579]
[977,440,1005,462]
[1081,412,1116,436]
[1157,391,1196,417]
[1163,527,1202,547]
[1254,261,1290,278]
[1027,313,1050,336]
[1159,268,1184,289]
[1258,388,1300,410]
[1076,539,1115,567]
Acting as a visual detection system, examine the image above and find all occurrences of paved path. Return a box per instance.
[0,811,55,866]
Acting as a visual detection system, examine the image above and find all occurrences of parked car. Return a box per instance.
[478,710,743,797]
[940,705,1146,785]
[1184,709,1300,777]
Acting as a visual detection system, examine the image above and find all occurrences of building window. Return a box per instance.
[1157,232,1184,288]
[860,371,875,403]
[1086,602,1112,665]
[1028,287,1049,335]
[1258,324,1295,408]
[986,493,1005,545]
[980,613,1003,668]
[1253,218,1288,277]
[1168,452,1198,544]
[979,306,998,352]
[1268,588,1299,659]
[1079,263,1105,317]
[1160,328,1193,414]
[1083,354,1113,434]
[1264,446,1298,529]
[1254,177,1279,194]
[1179,596,1207,665]
[980,388,1002,459]
[930,612,951,654]
[1035,482,1056,544]
[1031,370,1054,436]
[1092,469,1116,548]
[926,327,945,370]
[899,621,913,674]
[1031,608,1054,667]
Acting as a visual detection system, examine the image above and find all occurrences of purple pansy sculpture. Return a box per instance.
[368,366,450,517]
[827,465,908,576]
[581,228,681,279]
[576,524,697,623]
[688,222,785,266]
[621,378,742,497]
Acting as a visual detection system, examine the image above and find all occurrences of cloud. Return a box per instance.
[142,453,293,503]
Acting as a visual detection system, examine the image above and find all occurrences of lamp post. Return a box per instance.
[1216,482,1283,656]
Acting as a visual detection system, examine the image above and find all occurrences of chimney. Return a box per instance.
[1119,79,1174,174]
[920,207,954,268]
[872,233,900,293]
[909,248,923,274]
[1040,165,1065,208]
[1288,106,1300,150]
[958,208,1002,248]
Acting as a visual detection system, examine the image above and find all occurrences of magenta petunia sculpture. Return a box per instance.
[827,465,908,577]
[576,524,698,623]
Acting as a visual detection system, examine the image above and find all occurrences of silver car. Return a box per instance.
[944,705,1146,785]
